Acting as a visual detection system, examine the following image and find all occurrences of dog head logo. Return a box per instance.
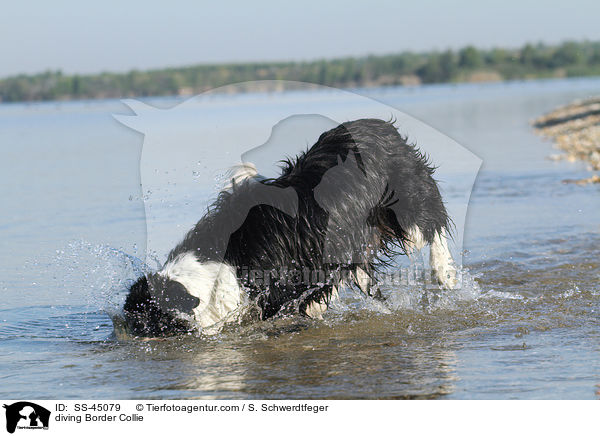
[3,402,50,434]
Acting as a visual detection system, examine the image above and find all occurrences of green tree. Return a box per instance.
[590,45,600,64]
[459,46,482,68]
[439,49,458,80]
[553,41,584,67]
[417,53,455,83]
[520,44,535,65]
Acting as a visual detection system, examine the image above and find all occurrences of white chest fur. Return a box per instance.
[159,253,244,329]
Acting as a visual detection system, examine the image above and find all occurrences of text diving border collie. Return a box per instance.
[120,118,456,337]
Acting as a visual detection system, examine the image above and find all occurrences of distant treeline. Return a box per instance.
[2,40,600,103]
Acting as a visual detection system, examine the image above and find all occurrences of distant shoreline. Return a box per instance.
[2,40,600,104]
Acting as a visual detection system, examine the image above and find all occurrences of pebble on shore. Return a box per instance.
[533,97,600,184]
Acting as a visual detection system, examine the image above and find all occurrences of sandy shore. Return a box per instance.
[533,97,600,184]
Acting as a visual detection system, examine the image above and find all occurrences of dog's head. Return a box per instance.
[121,273,200,337]
[119,254,244,337]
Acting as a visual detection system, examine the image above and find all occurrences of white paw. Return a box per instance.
[433,262,457,289]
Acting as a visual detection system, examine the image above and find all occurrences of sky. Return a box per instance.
[2,0,600,78]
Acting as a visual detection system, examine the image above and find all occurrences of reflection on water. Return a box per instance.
[107,317,459,400]
[1,78,600,399]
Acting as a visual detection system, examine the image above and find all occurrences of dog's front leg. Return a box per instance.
[429,228,457,289]
[302,285,339,319]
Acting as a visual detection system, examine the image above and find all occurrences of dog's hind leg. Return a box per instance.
[429,228,457,289]
[405,225,427,254]
[351,267,385,300]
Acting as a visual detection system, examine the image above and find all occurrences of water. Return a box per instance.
[1,77,599,399]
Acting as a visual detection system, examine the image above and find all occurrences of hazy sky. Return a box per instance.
[2,0,599,77]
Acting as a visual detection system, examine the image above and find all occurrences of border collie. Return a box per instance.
[120,119,456,337]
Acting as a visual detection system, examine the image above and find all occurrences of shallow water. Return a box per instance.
[1,78,599,399]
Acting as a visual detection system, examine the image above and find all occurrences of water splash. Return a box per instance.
[51,240,147,316]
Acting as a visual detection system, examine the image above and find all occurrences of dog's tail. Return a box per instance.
[222,162,265,192]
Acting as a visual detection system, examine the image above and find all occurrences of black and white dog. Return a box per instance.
[120,119,456,337]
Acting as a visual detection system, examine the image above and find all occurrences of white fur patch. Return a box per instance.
[159,253,244,329]
[222,162,259,192]
[304,286,339,319]
[429,228,457,289]
[405,225,427,254]
[406,226,457,289]
[353,267,371,295]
